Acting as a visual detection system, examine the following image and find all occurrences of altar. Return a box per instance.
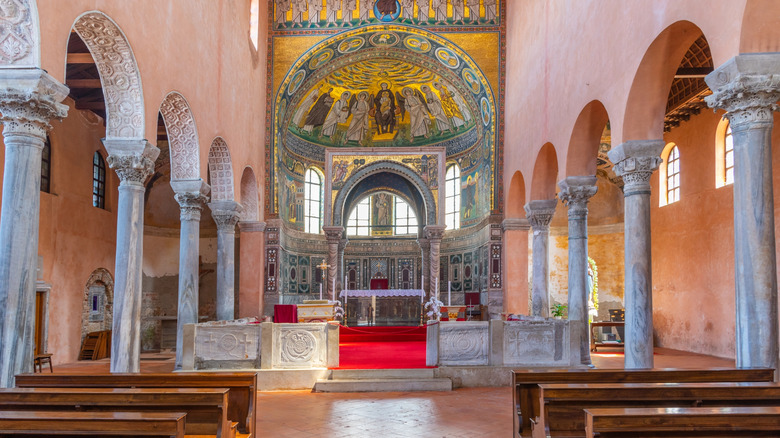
[339,289,424,326]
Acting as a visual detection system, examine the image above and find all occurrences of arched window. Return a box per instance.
[41,136,51,193]
[249,0,260,50]
[92,151,106,209]
[445,164,461,230]
[715,118,734,188]
[304,168,322,234]
[347,197,371,236]
[659,143,681,206]
[724,125,734,185]
[394,197,418,235]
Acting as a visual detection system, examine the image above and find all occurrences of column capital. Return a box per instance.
[417,237,430,250]
[323,226,344,242]
[173,179,210,222]
[0,68,68,139]
[501,217,531,232]
[558,175,598,216]
[103,139,160,186]
[424,225,446,241]
[608,140,664,194]
[705,53,780,128]
[209,200,243,232]
[238,220,266,233]
[524,199,557,230]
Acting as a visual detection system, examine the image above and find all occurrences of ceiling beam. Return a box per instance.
[66,78,102,88]
[674,67,714,79]
[75,100,105,110]
[66,53,95,64]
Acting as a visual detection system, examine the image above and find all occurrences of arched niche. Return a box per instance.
[208,137,235,201]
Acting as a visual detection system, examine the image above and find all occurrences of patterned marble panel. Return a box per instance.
[439,321,488,366]
[273,323,329,368]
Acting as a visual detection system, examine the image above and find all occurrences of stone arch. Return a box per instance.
[507,171,526,218]
[0,0,41,67]
[333,161,437,227]
[81,268,114,342]
[530,143,559,200]
[159,91,200,180]
[240,166,260,222]
[740,0,780,53]
[72,11,144,138]
[566,100,610,177]
[622,20,705,141]
[207,137,235,201]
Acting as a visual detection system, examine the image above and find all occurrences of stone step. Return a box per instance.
[313,378,452,393]
[330,368,435,380]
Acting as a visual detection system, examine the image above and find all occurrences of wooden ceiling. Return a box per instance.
[664,35,714,132]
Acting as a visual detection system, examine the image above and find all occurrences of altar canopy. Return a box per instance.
[340,289,425,298]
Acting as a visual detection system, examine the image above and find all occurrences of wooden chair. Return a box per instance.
[33,354,52,373]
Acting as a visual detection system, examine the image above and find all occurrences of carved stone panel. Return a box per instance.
[273,323,328,368]
[439,321,489,366]
[194,325,261,362]
[503,320,569,366]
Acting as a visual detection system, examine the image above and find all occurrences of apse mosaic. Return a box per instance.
[272,0,500,32]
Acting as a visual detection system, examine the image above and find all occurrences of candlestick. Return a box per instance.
[332,277,336,302]
[448,281,451,306]
[319,282,322,300]
[435,277,439,300]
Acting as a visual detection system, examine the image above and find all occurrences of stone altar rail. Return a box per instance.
[182,321,339,371]
[426,319,583,367]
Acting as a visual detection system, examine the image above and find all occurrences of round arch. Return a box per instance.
[240,166,260,222]
[506,170,526,218]
[71,11,144,138]
[81,268,114,343]
[159,91,201,180]
[332,161,437,227]
[208,137,235,201]
[566,100,610,177]
[530,142,559,200]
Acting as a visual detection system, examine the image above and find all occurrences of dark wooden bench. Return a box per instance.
[584,406,780,437]
[0,387,233,438]
[532,381,780,438]
[511,367,775,437]
[14,372,257,436]
[0,410,186,437]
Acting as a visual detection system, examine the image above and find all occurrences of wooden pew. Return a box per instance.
[511,367,775,437]
[14,372,257,436]
[0,387,233,438]
[0,410,186,437]
[532,381,780,438]
[584,406,780,437]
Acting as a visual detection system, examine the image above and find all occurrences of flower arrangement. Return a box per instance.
[332,300,344,321]
[424,296,444,320]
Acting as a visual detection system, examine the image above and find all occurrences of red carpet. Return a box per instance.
[335,326,433,369]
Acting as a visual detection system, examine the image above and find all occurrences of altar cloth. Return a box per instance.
[339,289,425,298]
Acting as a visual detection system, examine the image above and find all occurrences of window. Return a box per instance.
[304,168,322,234]
[445,164,461,229]
[92,151,106,209]
[249,0,260,50]
[41,136,51,193]
[724,125,734,185]
[394,197,418,235]
[666,146,680,204]
[346,197,371,236]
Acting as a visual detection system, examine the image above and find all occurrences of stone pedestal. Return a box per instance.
[105,139,160,374]
[209,200,243,321]
[502,218,530,315]
[524,200,557,318]
[705,54,780,372]
[172,179,210,370]
[608,140,664,369]
[238,221,266,318]
[558,176,598,365]
[0,69,68,387]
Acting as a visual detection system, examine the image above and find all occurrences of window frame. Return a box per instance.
[659,142,680,207]
[92,151,106,209]
[346,197,371,237]
[715,117,734,188]
[445,164,461,230]
[41,136,51,193]
[393,196,418,236]
[304,167,323,234]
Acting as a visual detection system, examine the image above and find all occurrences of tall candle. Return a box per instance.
[448,281,451,306]
[332,277,336,301]
[319,282,322,300]
[435,277,439,300]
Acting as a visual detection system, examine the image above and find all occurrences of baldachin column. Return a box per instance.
[0,69,68,386]
[172,179,209,370]
[705,54,780,372]
[209,200,243,321]
[418,237,430,297]
[323,226,344,301]
[524,199,557,317]
[424,225,446,299]
[608,140,663,369]
[558,176,598,365]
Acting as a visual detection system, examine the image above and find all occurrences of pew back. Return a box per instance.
[0,410,186,437]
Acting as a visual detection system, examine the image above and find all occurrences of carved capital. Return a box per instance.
[323,226,344,242]
[173,179,210,222]
[524,199,557,230]
[0,68,68,139]
[558,176,598,217]
[417,237,430,252]
[501,218,531,232]
[424,225,446,242]
[608,140,664,195]
[209,200,243,232]
[105,139,160,185]
[705,54,780,128]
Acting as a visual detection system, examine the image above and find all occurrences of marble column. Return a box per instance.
[608,140,664,369]
[323,226,344,301]
[105,139,159,374]
[0,69,68,387]
[209,200,243,321]
[558,176,598,365]
[172,179,209,370]
[418,238,430,297]
[501,218,531,315]
[238,221,266,318]
[524,199,558,318]
[424,225,446,300]
[705,54,780,371]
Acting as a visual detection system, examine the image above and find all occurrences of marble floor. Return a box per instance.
[51,347,734,437]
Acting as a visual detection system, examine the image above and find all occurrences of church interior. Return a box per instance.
[0,0,779,436]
